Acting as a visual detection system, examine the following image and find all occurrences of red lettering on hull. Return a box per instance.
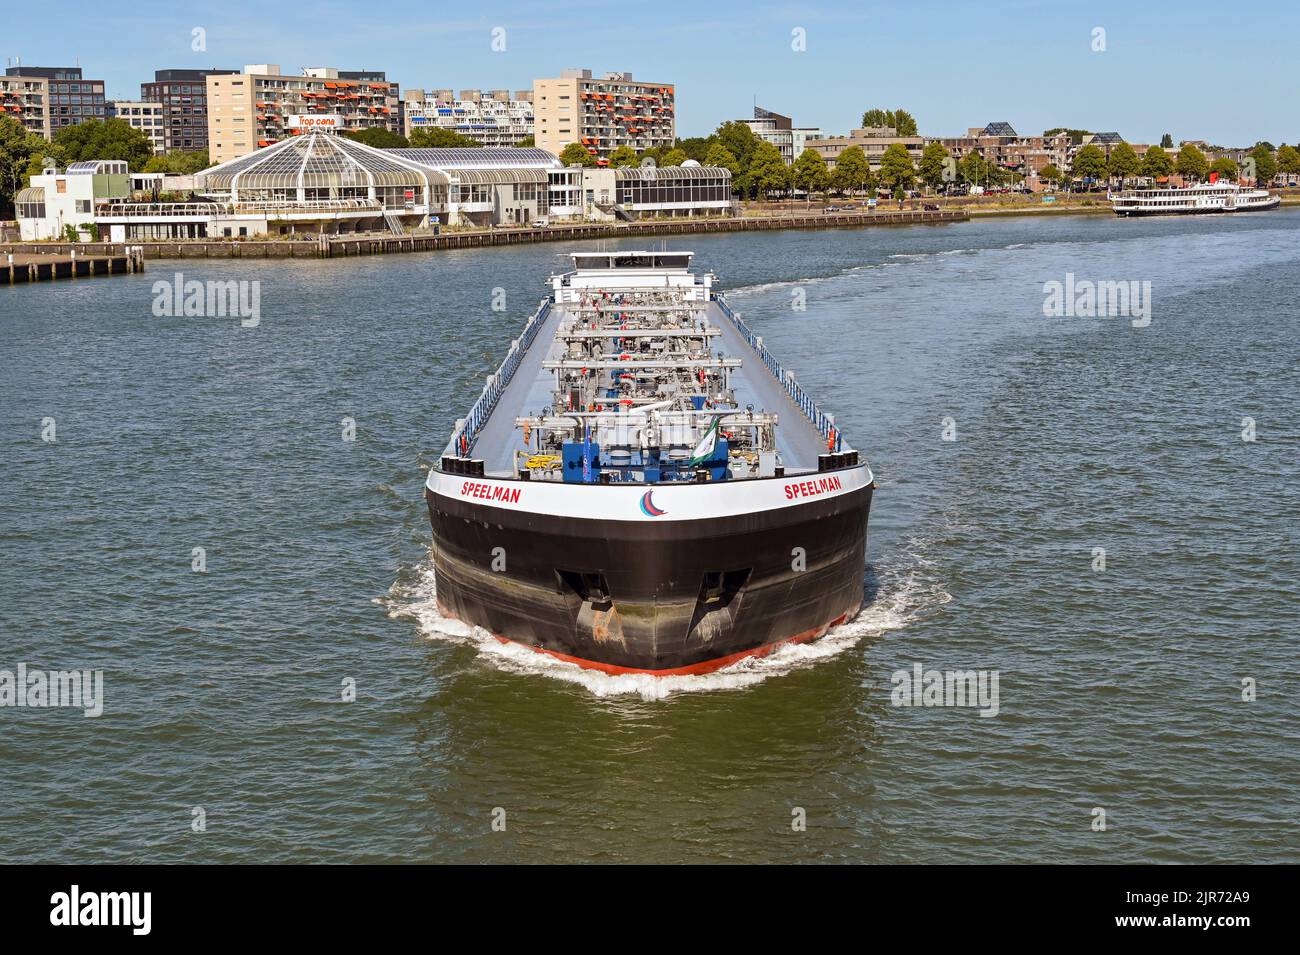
[784,474,843,500]
[459,481,523,505]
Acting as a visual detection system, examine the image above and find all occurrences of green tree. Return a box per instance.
[39,118,153,172]
[407,127,481,148]
[661,148,688,167]
[917,140,950,193]
[861,108,918,136]
[0,114,48,214]
[558,142,596,167]
[1209,157,1238,181]
[343,127,408,149]
[1106,141,1140,188]
[674,136,711,162]
[1070,143,1107,187]
[1139,145,1174,180]
[607,145,639,168]
[141,150,210,174]
[1039,163,1062,184]
[1249,144,1277,185]
[704,142,739,176]
[1044,128,1092,145]
[831,145,871,195]
[714,121,760,169]
[1275,144,1300,177]
[748,140,790,199]
[1160,133,1174,148]
[878,143,915,191]
[1174,143,1208,181]
[791,147,829,202]
[513,135,535,147]
[958,149,987,186]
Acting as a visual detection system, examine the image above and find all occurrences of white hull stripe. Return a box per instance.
[427,465,873,522]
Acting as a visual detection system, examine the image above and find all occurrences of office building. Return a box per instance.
[16,159,129,240]
[738,107,821,165]
[805,126,925,171]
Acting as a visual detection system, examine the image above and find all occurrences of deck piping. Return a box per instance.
[713,293,847,451]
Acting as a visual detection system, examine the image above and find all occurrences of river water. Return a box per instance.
[2,210,1297,863]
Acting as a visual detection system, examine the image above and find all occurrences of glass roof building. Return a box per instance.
[197,131,449,208]
[389,147,560,170]
[175,131,729,232]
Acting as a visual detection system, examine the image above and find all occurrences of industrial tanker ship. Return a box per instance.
[426,250,874,675]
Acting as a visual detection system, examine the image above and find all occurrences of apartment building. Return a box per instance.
[141,69,237,153]
[935,123,1073,179]
[805,126,925,171]
[403,89,533,145]
[0,73,49,138]
[206,65,401,163]
[4,66,105,138]
[533,69,674,163]
[108,100,165,154]
[738,107,821,165]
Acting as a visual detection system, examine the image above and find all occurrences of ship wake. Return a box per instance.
[380,544,949,701]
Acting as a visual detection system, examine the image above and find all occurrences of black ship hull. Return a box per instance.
[427,472,872,674]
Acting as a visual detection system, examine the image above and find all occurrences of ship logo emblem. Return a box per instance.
[639,491,667,517]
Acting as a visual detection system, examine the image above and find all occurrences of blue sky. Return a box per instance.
[8,0,1296,146]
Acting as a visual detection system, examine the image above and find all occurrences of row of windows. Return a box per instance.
[50,82,103,94]
[451,184,494,203]
[234,186,447,208]
[51,94,105,105]
[618,183,731,205]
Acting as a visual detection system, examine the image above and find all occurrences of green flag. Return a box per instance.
[689,417,721,465]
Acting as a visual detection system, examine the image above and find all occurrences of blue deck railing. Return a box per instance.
[713,293,845,452]
[449,299,550,457]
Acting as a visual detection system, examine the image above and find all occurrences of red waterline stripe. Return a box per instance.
[438,601,850,677]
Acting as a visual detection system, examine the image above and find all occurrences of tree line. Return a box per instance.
[1051,140,1299,189]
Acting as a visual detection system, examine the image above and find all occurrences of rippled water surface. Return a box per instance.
[2,211,1297,863]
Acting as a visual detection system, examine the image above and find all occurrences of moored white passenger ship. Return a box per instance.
[1111,181,1280,216]
[426,251,874,675]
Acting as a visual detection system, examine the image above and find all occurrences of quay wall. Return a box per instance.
[0,210,967,263]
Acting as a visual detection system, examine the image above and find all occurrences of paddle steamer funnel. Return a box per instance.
[426,251,874,675]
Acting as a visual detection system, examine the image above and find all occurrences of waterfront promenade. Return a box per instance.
[0,209,965,261]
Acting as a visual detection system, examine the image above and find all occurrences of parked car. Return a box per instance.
[531,216,549,228]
